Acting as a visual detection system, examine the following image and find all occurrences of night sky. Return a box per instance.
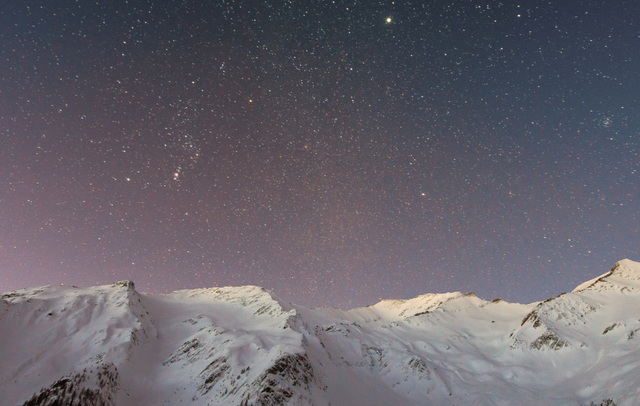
[1,0,638,309]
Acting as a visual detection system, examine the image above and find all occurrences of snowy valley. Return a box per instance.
[2,260,640,406]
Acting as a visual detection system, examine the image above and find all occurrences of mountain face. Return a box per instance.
[2,260,640,406]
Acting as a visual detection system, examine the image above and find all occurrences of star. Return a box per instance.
[1,0,637,310]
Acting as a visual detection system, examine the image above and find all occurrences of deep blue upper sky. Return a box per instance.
[1,0,638,309]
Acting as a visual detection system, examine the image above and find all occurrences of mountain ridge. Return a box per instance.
[2,259,640,405]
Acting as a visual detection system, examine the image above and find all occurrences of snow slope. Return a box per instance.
[2,260,640,406]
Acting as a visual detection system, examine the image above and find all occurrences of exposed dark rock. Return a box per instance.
[521,310,542,328]
[198,357,230,395]
[603,323,622,335]
[530,331,570,350]
[21,364,118,406]
[361,344,386,369]
[405,356,431,380]
[583,399,617,406]
[111,280,135,290]
[163,338,203,365]
[243,354,315,406]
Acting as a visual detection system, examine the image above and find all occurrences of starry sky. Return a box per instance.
[1,0,638,309]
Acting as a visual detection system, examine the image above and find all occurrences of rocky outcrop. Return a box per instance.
[21,364,119,406]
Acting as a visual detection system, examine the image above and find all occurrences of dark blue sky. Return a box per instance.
[1,0,638,309]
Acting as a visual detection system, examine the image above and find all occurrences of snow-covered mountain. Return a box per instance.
[2,260,640,406]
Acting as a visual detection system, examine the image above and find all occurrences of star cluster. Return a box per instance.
[1,0,638,308]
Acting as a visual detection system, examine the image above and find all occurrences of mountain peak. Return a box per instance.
[164,284,294,317]
[366,291,478,319]
[572,258,640,293]
[2,260,640,406]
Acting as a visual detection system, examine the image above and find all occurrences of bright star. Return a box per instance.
[386,17,392,23]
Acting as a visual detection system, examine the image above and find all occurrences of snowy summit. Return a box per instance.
[2,260,640,406]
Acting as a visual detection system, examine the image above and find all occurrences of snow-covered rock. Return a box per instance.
[2,260,640,406]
